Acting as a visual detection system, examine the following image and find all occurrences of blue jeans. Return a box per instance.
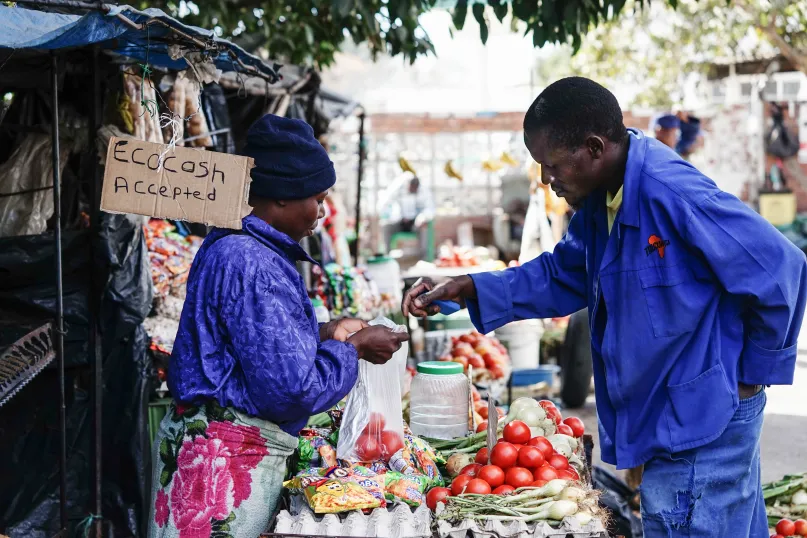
[640,389,768,537]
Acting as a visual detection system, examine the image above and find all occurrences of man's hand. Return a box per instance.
[320,318,369,342]
[347,326,410,364]
[401,275,476,317]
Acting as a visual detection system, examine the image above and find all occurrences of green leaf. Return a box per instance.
[489,0,509,23]
[186,419,208,438]
[159,438,173,464]
[159,463,176,488]
[333,0,355,18]
[472,4,488,44]
[452,0,468,30]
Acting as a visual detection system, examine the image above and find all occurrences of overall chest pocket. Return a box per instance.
[639,264,714,338]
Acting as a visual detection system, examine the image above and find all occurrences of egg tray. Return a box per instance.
[268,499,432,538]
[435,515,608,538]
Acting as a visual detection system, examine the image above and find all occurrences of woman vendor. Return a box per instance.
[148,114,409,538]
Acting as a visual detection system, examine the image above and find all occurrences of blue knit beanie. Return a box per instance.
[655,114,680,130]
[241,114,336,200]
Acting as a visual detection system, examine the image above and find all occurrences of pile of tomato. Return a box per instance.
[772,518,807,538]
[425,419,584,510]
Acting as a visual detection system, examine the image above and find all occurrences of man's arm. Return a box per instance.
[686,191,807,385]
[466,209,588,333]
[403,210,588,333]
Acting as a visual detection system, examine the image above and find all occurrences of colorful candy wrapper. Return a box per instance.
[285,466,384,513]
[383,472,429,507]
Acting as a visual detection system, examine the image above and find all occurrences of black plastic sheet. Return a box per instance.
[0,212,154,537]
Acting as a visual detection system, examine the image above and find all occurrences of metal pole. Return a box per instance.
[51,51,68,536]
[89,46,103,538]
[354,112,366,266]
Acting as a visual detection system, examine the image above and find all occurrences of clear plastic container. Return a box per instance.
[409,361,469,440]
[311,297,330,324]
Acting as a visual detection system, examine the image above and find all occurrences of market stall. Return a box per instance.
[0,3,283,536]
[265,332,608,537]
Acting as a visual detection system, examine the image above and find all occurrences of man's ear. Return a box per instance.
[586,135,605,159]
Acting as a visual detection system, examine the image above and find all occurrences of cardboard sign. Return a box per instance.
[100,137,253,229]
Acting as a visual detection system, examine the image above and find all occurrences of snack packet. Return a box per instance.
[284,467,384,514]
[383,472,429,507]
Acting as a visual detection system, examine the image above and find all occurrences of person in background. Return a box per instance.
[652,113,680,150]
[676,112,703,160]
[378,172,435,254]
[403,77,807,538]
[519,164,557,264]
[148,115,408,538]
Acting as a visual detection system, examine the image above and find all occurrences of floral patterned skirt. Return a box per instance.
[147,401,297,538]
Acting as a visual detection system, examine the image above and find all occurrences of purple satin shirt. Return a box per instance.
[168,215,359,435]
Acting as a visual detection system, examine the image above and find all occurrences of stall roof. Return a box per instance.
[0,3,280,81]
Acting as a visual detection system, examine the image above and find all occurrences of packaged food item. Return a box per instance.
[284,466,384,514]
[404,434,444,487]
[383,472,429,507]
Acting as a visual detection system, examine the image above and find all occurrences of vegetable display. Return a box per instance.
[765,473,807,528]
[439,332,511,384]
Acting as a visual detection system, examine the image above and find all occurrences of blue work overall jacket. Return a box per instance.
[467,129,807,469]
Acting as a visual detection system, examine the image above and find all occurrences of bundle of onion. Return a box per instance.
[437,479,602,524]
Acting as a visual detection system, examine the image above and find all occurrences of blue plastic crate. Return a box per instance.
[511,365,560,387]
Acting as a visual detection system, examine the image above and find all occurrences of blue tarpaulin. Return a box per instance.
[0,4,279,81]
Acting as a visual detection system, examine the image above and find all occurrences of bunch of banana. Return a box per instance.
[444,160,463,181]
[500,151,519,167]
[481,159,504,173]
[398,155,416,175]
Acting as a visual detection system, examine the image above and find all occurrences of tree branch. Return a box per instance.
[733,0,807,75]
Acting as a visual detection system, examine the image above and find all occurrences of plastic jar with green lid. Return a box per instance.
[409,361,469,439]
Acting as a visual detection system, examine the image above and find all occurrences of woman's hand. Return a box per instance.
[347,326,410,364]
[320,318,368,342]
[401,276,477,317]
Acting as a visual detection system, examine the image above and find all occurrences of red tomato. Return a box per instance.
[452,357,469,371]
[531,479,548,487]
[478,465,505,488]
[557,424,574,436]
[490,442,519,470]
[527,437,554,459]
[556,469,579,481]
[503,420,531,444]
[545,406,562,425]
[517,446,545,469]
[548,454,569,471]
[474,448,489,465]
[535,465,559,481]
[451,475,473,496]
[464,478,492,495]
[459,463,483,478]
[489,365,504,379]
[496,407,506,418]
[363,412,386,436]
[468,354,485,369]
[562,417,585,437]
[459,334,476,344]
[505,467,534,489]
[795,519,807,536]
[425,487,451,511]
[478,406,489,419]
[356,433,381,461]
[771,535,784,538]
[776,519,796,536]
[538,400,556,410]
[476,420,488,433]
[380,431,404,461]
[492,485,515,495]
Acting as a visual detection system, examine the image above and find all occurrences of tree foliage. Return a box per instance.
[540,0,807,108]
[142,0,683,69]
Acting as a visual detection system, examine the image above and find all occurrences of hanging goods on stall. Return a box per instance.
[0,324,54,408]
[337,317,408,463]
[409,361,470,440]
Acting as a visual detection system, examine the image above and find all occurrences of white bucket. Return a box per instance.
[494,320,543,370]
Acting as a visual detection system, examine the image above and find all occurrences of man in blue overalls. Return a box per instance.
[403,77,807,537]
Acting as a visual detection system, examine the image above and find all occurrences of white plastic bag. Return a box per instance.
[337,316,408,463]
